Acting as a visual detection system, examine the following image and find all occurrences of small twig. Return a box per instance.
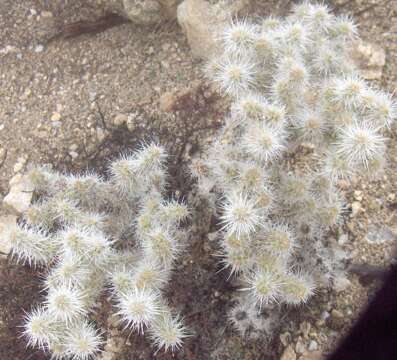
[0,148,7,168]
[95,99,108,131]
[46,13,130,45]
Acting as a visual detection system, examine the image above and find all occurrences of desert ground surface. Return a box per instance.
[0,0,396,359]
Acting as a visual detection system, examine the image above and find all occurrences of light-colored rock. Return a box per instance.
[177,0,248,59]
[177,0,217,59]
[126,115,136,132]
[352,40,386,80]
[334,275,351,293]
[158,0,178,19]
[113,113,128,126]
[123,0,162,25]
[99,0,177,25]
[41,11,53,18]
[280,332,291,346]
[299,321,311,338]
[13,156,28,173]
[299,351,323,360]
[69,151,79,159]
[3,174,34,215]
[338,233,348,245]
[0,45,19,55]
[308,340,318,352]
[351,201,362,217]
[69,143,78,152]
[51,112,61,122]
[96,127,106,142]
[0,215,17,256]
[281,345,297,360]
[295,336,306,355]
[34,44,44,53]
[0,148,6,163]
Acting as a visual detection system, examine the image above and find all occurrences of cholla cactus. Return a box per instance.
[195,2,395,338]
[8,143,189,358]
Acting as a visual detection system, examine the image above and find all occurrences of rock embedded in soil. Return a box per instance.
[0,214,17,256]
[307,340,318,351]
[365,224,396,244]
[100,0,178,25]
[351,201,362,217]
[295,336,306,355]
[281,345,297,360]
[177,0,248,59]
[113,113,128,127]
[352,40,386,80]
[334,275,351,293]
[13,156,28,174]
[327,309,345,330]
[299,321,311,338]
[3,174,34,215]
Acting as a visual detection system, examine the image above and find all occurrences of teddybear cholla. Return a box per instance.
[7,143,189,358]
[192,2,395,336]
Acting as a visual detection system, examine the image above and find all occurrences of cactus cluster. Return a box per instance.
[7,144,189,358]
[4,1,396,354]
[192,2,395,336]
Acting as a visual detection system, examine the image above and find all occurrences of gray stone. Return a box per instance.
[366,224,396,244]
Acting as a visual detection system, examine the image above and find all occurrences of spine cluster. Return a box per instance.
[7,144,189,358]
[194,2,395,336]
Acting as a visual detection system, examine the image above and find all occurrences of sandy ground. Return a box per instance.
[0,0,396,359]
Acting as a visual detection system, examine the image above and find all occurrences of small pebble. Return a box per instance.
[295,336,306,355]
[51,112,61,122]
[281,345,296,360]
[280,332,291,346]
[334,276,351,293]
[300,321,311,338]
[351,201,362,217]
[308,340,318,351]
[113,113,127,127]
[69,151,79,159]
[34,44,44,53]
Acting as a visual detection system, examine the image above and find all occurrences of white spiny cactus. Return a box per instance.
[9,143,188,357]
[195,2,395,340]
